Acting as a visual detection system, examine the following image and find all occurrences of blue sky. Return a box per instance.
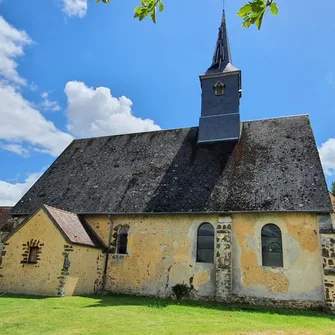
[0,0,335,205]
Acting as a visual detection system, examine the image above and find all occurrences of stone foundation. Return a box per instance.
[226,294,324,311]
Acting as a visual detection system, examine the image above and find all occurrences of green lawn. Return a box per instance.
[0,294,334,335]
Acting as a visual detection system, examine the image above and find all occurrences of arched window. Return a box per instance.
[261,224,283,267]
[117,227,128,254]
[196,223,214,263]
[214,81,225,96]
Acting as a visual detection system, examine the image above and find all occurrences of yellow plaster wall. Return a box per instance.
[232,213,324,301]
[86,214,218,298]
[64,245,104,296]
[0,209,65,296]
[85,215,110,246]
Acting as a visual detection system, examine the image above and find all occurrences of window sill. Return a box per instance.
[261,265,284,270]
[196,261,214,264]
[112,254,129,258]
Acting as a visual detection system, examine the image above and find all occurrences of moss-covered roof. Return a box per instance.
[11,115,332,215]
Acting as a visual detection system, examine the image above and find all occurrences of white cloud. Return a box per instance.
[319,138,335,176]
[1,143,30,157]
[65,81,161,137]
[0,17,73,157]
[40,91,61,112]
[0,16,32,85]
[0,171,43,206]
[60,0,88,18]
[29,82,38,91]
[0,82,73,156]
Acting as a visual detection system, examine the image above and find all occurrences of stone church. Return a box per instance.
[1,11,335,311]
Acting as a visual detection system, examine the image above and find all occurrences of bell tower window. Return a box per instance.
[214,81,225,96]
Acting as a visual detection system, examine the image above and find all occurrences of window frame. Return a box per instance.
[27,246,39,264]
[196,222,215,264]
[116,227,129,255]
[214,81,225,96]
[261,224,283,268]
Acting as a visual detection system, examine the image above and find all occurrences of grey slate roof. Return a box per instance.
[11,115,332,215]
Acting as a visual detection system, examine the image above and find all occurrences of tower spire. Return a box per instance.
[197,9,242,144]
[206,10,237,75]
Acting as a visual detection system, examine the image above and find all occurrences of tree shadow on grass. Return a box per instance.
[83,294,335,321]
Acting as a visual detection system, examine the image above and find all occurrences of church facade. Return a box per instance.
[1,12,334,311]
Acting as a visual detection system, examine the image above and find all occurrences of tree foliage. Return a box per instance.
[331,181,335,196]
[96,0,279,29]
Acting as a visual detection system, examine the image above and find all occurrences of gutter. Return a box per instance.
[101,215,114,293]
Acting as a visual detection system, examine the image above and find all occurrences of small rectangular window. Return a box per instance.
[28,247,39,263]
[117,227,128,254]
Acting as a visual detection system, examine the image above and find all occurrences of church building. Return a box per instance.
[1,11,335,311]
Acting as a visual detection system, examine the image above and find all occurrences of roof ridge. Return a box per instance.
[71,127,196,142]
[70,115,310,143]
[242,114,309,124]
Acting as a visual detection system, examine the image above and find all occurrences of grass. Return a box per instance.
[0,294,335,335]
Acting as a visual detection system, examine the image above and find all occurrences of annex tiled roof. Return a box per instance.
[43,205,101,247]
[11,115,332,215]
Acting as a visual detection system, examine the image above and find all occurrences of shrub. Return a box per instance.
[171,283,193,300]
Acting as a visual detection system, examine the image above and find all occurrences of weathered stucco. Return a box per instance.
[85,215,110,246]
[86,214,219,298]
[0,209,103,296]
[0,210,328,307]
[63,244,104,296]
[232,213,324,301]
[0,209,64,295]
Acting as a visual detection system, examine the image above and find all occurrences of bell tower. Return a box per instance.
[198,11,242,144]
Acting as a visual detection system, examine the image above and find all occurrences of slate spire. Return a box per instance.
[206,10,235,74]
[198,10,242,144]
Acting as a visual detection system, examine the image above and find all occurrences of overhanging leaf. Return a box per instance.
[158,1,164,13]
[270,2,279,16]
[237,4,252,17]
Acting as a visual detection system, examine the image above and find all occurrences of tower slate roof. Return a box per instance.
[205,10,239,75]
[11,115,332,215]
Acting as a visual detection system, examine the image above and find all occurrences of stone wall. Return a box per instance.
[0,209,103,296]
[86,214,222,299]
[215,215,232,300]
[0,209,64,295]
[232,213,324,302]
[320,231,335,311]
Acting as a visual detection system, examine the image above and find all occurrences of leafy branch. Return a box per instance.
[97,0,279,29]
[133,0,164,24]
[237,0,279,30]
